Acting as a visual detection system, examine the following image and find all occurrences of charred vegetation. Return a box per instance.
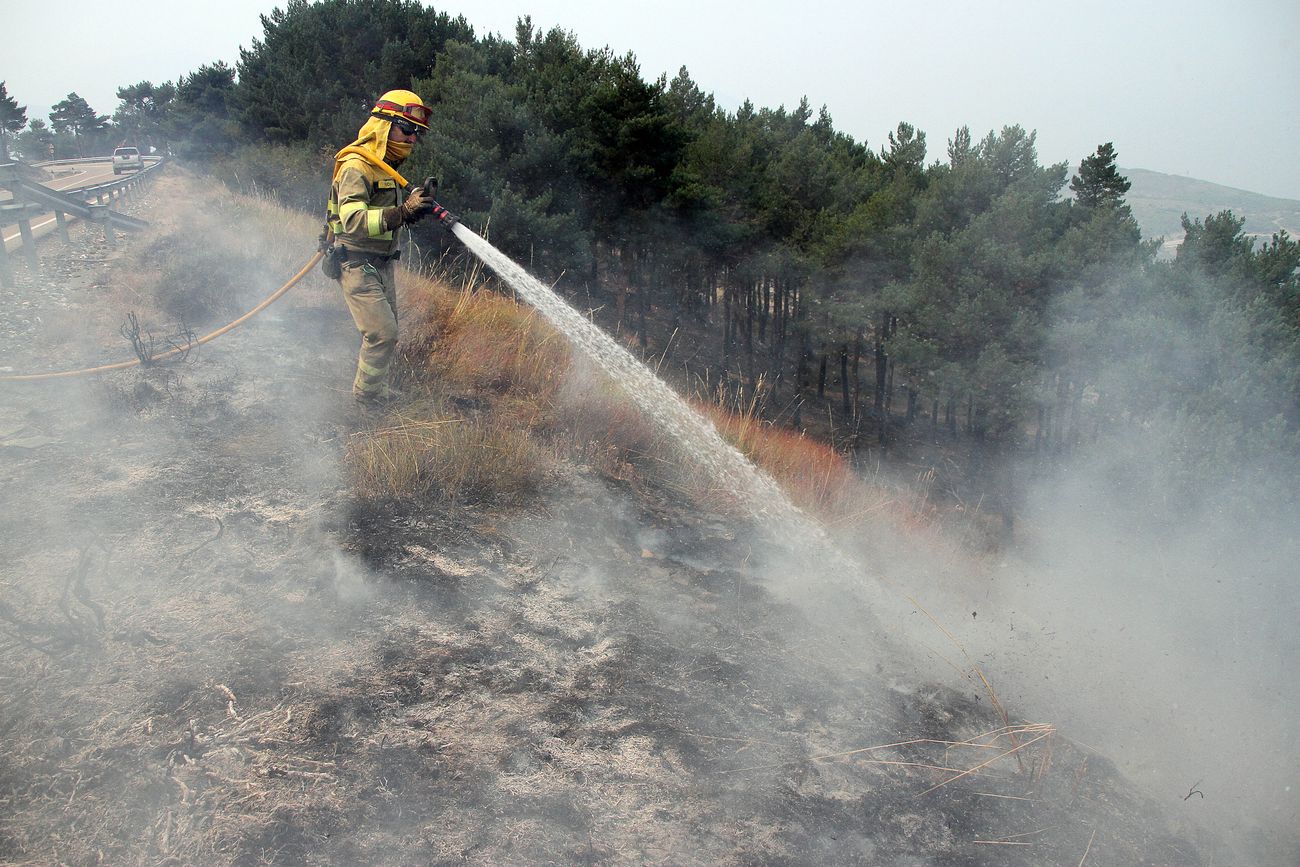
[0,166,1236,866]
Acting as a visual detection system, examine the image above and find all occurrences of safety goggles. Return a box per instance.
[373,99,432,128]
[388,117,423,137]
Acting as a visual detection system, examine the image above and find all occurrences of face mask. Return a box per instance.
[385,140,413,162]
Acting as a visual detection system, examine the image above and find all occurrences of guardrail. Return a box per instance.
[0,157,165,287]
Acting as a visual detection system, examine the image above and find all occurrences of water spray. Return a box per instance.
[447,223,839,553]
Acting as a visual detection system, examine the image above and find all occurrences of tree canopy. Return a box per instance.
[0,81,28,160]
[3,0,1292,511]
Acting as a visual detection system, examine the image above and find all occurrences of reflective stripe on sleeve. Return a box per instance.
[365,208,389,239]
[339,201,368,220]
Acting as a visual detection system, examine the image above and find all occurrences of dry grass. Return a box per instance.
[346,405,549,504]
[108,168,334,320]
[122,169,982,550]
[355,260,714,507]
[704,394,870,517]
[399,276,570,401]
[8,165,998,559]
[366,260,960,546]
[722,721,1057,795]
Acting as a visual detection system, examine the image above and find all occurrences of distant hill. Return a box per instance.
[1120,167,1300,257]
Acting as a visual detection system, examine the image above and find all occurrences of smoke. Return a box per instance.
[808,290,1300,863]
[7,180,1288,863]
[991,432,1299,862]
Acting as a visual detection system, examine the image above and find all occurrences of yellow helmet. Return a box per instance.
[371,89,432,131]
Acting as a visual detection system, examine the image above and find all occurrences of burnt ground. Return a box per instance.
[0,193,1208,864]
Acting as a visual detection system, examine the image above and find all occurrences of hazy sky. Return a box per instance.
[8,0,1299,198]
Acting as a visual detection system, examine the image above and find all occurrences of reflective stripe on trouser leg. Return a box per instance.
[339,261,398,396]
[354,357,388,395]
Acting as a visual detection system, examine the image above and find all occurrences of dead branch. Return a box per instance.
[61,540,109,634]
[172,516,224,577]
[164,320,197,363]
[120,312,157,365]
[0,627,62,658]
[919,730,1055,796]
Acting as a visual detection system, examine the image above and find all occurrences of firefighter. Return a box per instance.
[328,89,453,405]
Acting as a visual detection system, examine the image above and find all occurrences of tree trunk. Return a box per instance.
[840,344,851,416]
[851,327,864,412]
[885,359,895,416]
[770,275,788,395]
[744,281,756,389]
[721,280,733,381]
[1054,374,1068,451]
[792,325,809,429]
[873,340,887,414]
[796,326,809,396]
[634,248,647,350]
[873,311,895,414]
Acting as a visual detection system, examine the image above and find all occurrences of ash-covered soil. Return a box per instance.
[0,196,1206,864]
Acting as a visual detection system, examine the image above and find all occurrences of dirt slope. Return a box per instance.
[0,174,1205,865]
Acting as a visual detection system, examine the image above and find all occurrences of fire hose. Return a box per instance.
[0,252,323,382]
[1,148,453,384]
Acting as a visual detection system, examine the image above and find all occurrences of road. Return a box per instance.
[1,158,159,251]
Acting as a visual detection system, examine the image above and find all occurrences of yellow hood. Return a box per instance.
[333,116,393,181]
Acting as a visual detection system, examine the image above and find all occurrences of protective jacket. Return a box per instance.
[330,159,402,257]
[327,116,405,259]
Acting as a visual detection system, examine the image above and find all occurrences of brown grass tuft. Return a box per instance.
[400,278,570,401]
[346,405,549,504]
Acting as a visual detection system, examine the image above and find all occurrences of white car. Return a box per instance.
[112,147,144,174]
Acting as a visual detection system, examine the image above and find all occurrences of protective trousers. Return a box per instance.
[339,259,398,399]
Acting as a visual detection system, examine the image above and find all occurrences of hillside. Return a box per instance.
[1122,166,1300,254]
[0,169,1229,865]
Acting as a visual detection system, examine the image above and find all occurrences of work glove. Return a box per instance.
[400,187,433,220]
[382,188,432,231]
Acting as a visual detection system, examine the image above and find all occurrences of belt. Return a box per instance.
[342,248,401,264]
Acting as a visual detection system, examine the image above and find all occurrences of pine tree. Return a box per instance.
[882,121,926,175]
[946,125,973,166]
[0,81,28,161]
[114,81,175,152]
[50,93,109,156]
[1070,142,1131,208]
[234,0,474,146]
[13,118,53,161]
